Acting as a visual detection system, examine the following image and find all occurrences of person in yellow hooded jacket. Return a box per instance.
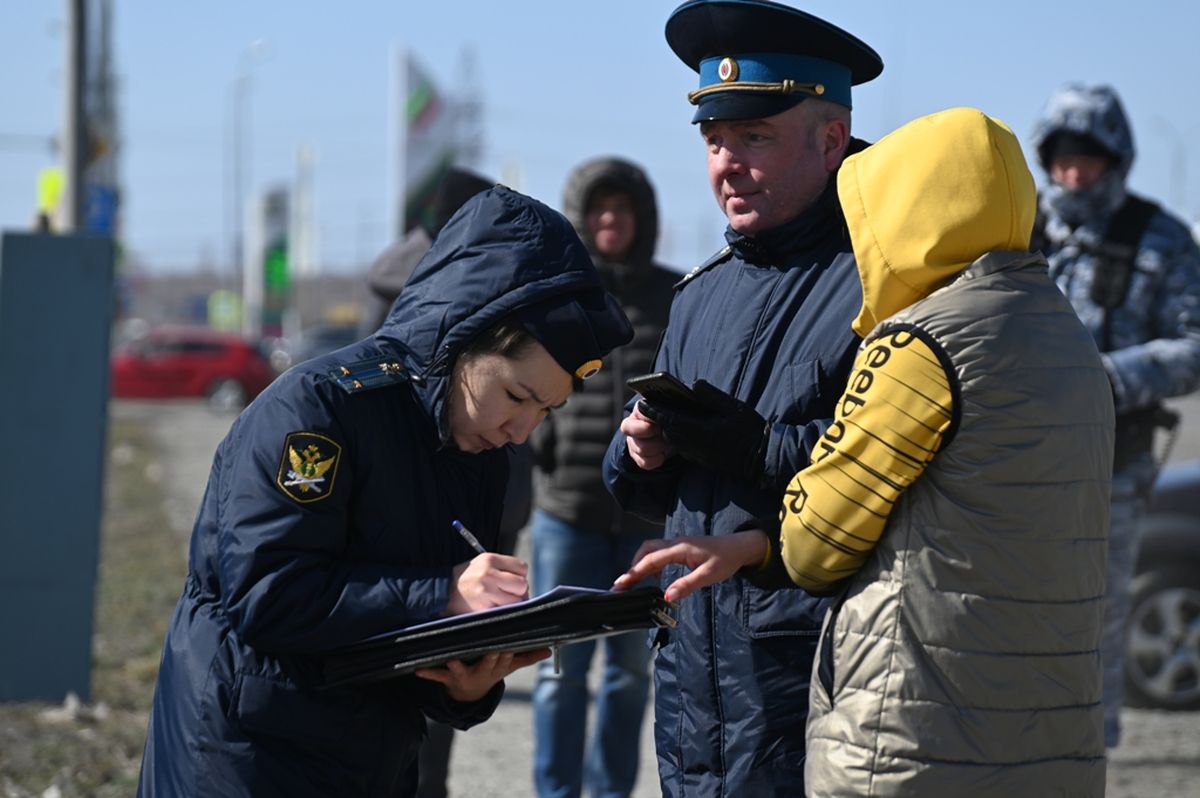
[615,107,1114,796]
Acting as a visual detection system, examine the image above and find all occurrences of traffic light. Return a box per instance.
[258,188,290,338]
[264,242,288,291]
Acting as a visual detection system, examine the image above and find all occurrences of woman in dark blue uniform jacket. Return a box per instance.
[137,187,632,797]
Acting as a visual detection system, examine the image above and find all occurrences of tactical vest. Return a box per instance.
[1032,195,1178,469]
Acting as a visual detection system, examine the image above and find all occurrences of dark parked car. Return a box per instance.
[292,322,362,364]
[1126,458,1200,710]
[259,323,362,373]
[110,325,276,411]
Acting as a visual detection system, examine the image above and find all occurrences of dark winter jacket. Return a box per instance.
[530,157,676,535]
[603,178,862,797]
[138,187,625,797]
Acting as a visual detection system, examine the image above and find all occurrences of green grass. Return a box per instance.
[0,415,188,797]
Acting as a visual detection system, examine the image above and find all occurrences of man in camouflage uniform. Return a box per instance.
[1031,83,1200,746]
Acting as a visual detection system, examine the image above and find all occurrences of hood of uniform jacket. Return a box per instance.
[561,157,659,279]
[838,107,1037,336]
[373,186,631,438]
[1030,83,1135,179]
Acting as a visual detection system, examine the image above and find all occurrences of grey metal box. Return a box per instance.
[0,232,114,703]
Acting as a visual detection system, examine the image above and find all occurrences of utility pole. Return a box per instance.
[454,46,484,171]
[229,68,250,291]
[386,43,408,243]
[62,0,87,231]
[84,0,121,237]
[227,40,270,294]
[292,145,317,278]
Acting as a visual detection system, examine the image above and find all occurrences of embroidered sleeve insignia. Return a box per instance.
[276,431,342,503]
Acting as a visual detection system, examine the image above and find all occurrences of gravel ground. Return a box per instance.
[112,396,1200,796]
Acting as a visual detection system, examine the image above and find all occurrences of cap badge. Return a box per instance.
[575,359,603,380]
[717,57,739,83]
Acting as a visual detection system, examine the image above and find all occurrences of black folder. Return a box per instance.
[322,585,674,689]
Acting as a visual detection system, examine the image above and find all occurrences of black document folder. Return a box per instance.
[322,585,673,689]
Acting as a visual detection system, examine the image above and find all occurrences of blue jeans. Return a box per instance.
[531,510,655,798]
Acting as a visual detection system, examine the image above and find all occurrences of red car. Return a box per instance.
[110,325,276,411]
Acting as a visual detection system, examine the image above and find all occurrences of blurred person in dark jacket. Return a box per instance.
[136,187,632,798]
[528,157,676,798]
[363,167,495,335]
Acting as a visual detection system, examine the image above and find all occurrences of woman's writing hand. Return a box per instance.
[447,553,530,614]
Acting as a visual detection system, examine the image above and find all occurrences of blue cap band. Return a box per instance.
[696,52,852,109]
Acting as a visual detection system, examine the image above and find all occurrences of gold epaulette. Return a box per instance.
[328,357,409,394]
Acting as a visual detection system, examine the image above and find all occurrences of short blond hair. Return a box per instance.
[802,98,852,154]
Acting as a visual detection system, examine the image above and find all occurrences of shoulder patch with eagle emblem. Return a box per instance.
[276,431,342,503]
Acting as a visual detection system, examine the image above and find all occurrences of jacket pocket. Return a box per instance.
[739,581,826,638]
[231,670,397,774]
[234,672,360,743]
[231,672,419,792]
[772,358,824,425]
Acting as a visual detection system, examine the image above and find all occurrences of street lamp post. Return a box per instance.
[61,0,86,231]
[224,39,270,322]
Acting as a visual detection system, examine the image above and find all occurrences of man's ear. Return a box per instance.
[822,118,850,173]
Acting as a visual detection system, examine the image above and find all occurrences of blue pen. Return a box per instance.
[451,519,487,555]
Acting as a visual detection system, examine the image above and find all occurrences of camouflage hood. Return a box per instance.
[1031,83,1135,177]
[1031,83,1134,227]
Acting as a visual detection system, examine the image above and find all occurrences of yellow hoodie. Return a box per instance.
[776,108,1037,591]
[843,107,1036,335]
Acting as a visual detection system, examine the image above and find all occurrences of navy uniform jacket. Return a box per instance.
[138,188,612,797]
[604,181,862,797]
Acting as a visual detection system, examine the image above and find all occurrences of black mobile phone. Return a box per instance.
[626,372,706,412]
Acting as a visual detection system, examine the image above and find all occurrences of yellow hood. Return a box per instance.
[839,107,1037,336]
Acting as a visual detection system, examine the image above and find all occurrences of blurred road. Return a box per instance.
[113,392,1200,797]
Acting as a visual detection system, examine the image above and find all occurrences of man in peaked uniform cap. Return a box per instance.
[603,2,882,795]
[668,0,881,123]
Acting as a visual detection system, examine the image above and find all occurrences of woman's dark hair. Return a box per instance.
[456,314,585,392]
[458,316,538,362]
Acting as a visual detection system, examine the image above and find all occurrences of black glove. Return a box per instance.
[638,379,770,480]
